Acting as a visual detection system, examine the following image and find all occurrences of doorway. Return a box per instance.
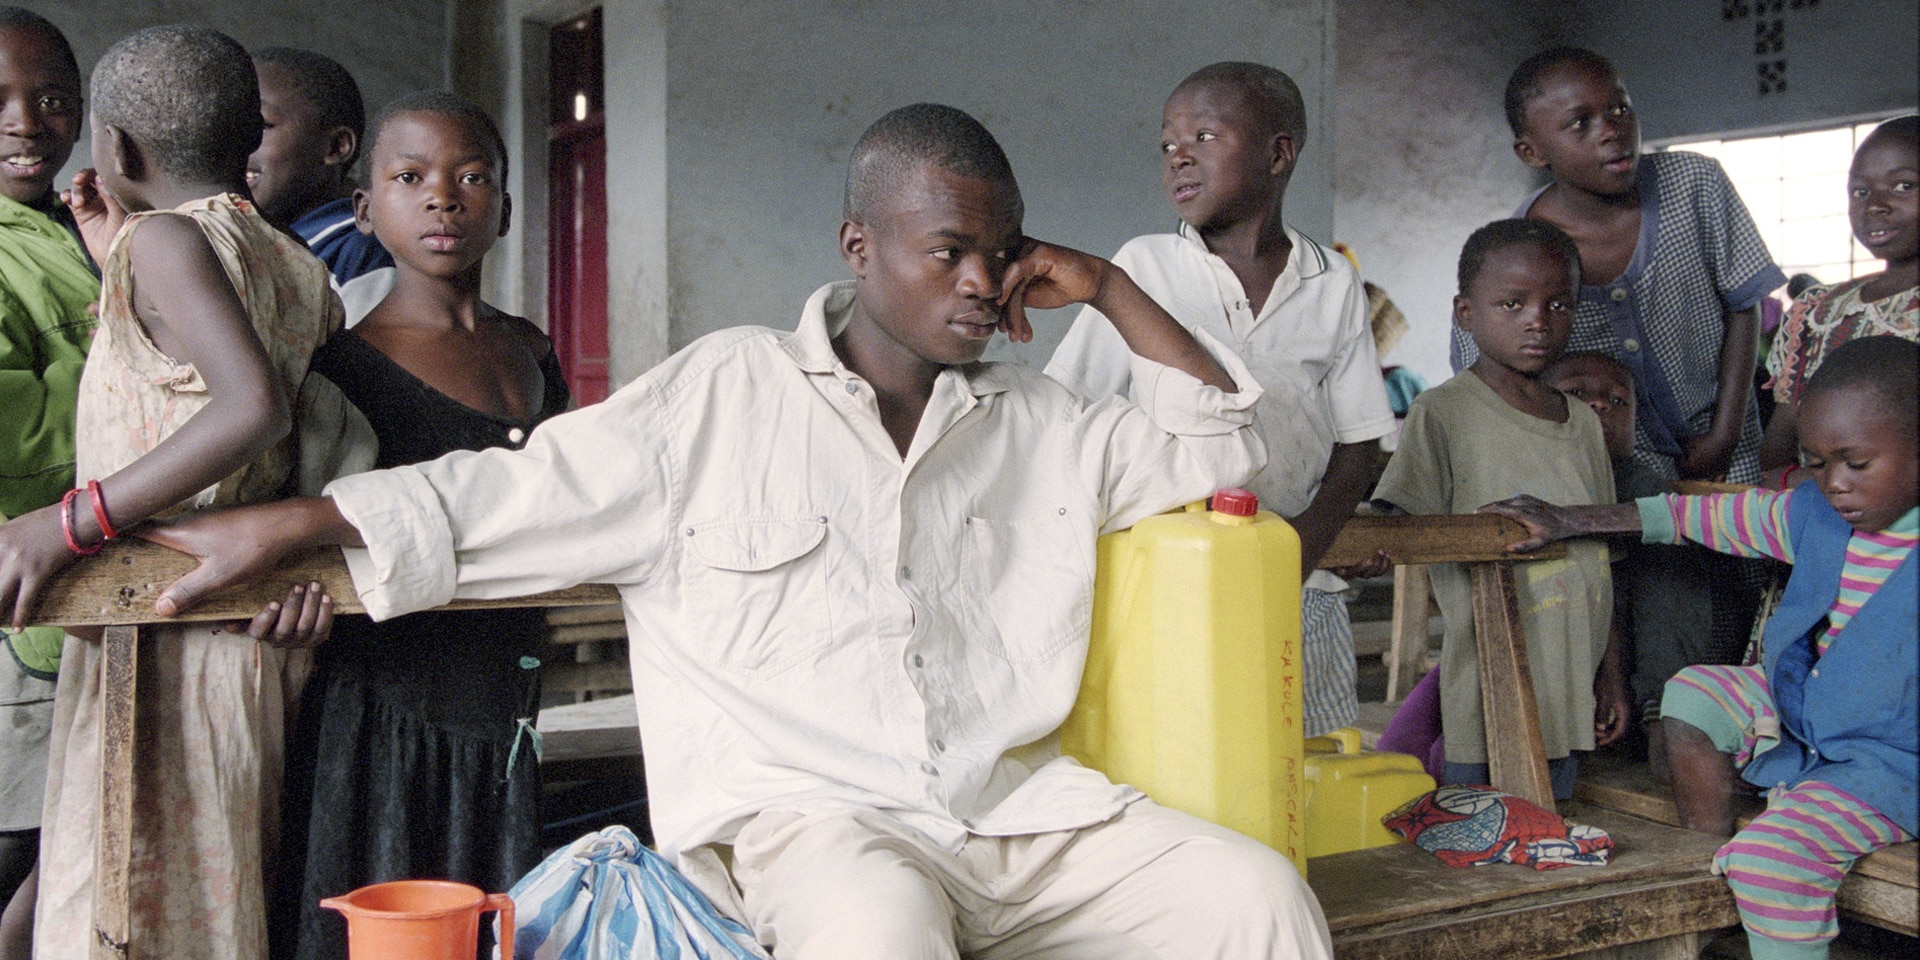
[547,8,608,405]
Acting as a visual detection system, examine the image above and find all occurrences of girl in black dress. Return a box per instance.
[270,93,570,960]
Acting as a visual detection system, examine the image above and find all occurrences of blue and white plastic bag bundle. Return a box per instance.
[501,825,769,959]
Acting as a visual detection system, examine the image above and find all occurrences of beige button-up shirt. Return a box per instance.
[1047,224,1393,592]
[327,281,1265,865]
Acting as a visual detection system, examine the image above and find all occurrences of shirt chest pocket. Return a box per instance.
[681,515,833,677]
[960,515,1092,664]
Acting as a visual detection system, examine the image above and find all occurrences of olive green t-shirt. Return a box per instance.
[1374,371,1615,763]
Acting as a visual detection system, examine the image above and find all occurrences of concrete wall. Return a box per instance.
[1580,0,1918,144]
[657,0,1339,372]
[1332,0,1559,387]
[50,0,450,180]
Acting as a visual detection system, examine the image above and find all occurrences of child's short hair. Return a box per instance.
[1503,46,1617,138]
[1457,218,1583,294]
[843,103,1018,224]
[1176,61,1308,152]
[1804,335,1919,435]
[1544,351,1632,387]
[252,47,367,168]
[364,91,508,181]
[91,25,261,184]
[0,6,79,82]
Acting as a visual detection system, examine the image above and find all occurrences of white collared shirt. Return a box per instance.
[327,280,1264,864]
[1046,225,1393,590]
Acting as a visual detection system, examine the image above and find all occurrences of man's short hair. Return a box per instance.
[0,7,80,84]
[843,103,1019,224]
[91,25,261,183]
[1457,218,1583,295]
[1504,46,1617,139]
[1175,62,1308,153]
[364,90,509,182]
[253,47,366,167]
[1803,335,1919,436]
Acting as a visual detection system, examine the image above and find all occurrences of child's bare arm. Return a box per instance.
[0,215,292,626]
[1291,441,1378,571]
[1677,305,1759,479]
[1478,495,1641,552]
[1000,240,1237,393]
[78,215,293,536]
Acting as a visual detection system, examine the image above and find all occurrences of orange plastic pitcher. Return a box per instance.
[320,879,515,960]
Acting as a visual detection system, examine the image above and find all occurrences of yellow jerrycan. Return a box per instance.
[1301,727,1436,858]
[1059,488,1307,876]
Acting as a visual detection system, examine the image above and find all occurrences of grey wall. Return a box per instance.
[1581,0,1918,143]
[49,0,450,182]
[658,0,1338,370]
[1332,0,1557,387]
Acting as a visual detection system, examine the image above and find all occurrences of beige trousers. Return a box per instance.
[724,799,1333,960]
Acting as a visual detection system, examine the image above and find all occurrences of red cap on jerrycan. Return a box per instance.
[1211,488,1258,517]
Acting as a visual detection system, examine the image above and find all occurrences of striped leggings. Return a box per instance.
[1663,665,1911,960]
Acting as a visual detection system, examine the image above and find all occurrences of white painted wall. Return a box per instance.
[1332,0,1555,388]
[50,0,450,183]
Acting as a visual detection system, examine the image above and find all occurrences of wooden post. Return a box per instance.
[1385,563,1431,701]
[92,625,137,959]
[1469,560,1555,808]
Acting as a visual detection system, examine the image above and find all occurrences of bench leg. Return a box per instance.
[1386,564,1431,701]
[1469,561,1555,808]
[92,625,137,959]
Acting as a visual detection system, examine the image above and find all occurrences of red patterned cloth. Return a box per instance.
[1382,785,1613,870]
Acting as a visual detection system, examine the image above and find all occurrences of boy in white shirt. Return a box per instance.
[1048,63,1395,736]
[133,104,1333,960]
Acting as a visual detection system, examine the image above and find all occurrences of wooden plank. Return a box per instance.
[547,622,630,645]
[29,540,620,627]
[1320,515,1566,569]
[91,626,137,960]
[544,603,626,626]
[1837,870,1918,936]
[1575,758,1918,934]
[1670,481,1754,496]
[1332,876,1735,960]
[1470,561,1555,808]
[542,659,632,695]
[1385,563,1433,701]
[1312,805,1734,936]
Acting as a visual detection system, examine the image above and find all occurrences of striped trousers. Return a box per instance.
[1663,665,1910,960]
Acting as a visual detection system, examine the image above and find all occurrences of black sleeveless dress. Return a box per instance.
[270,330,570,960]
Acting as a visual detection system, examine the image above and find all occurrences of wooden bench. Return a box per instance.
[1312,803,1738,960]
[21,513,1682,958]
[31,541,620,960]
[1575,758,1919,936]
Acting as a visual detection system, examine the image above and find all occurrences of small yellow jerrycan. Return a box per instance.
[1059,488,1308,876]
[1301,727,1436,858]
